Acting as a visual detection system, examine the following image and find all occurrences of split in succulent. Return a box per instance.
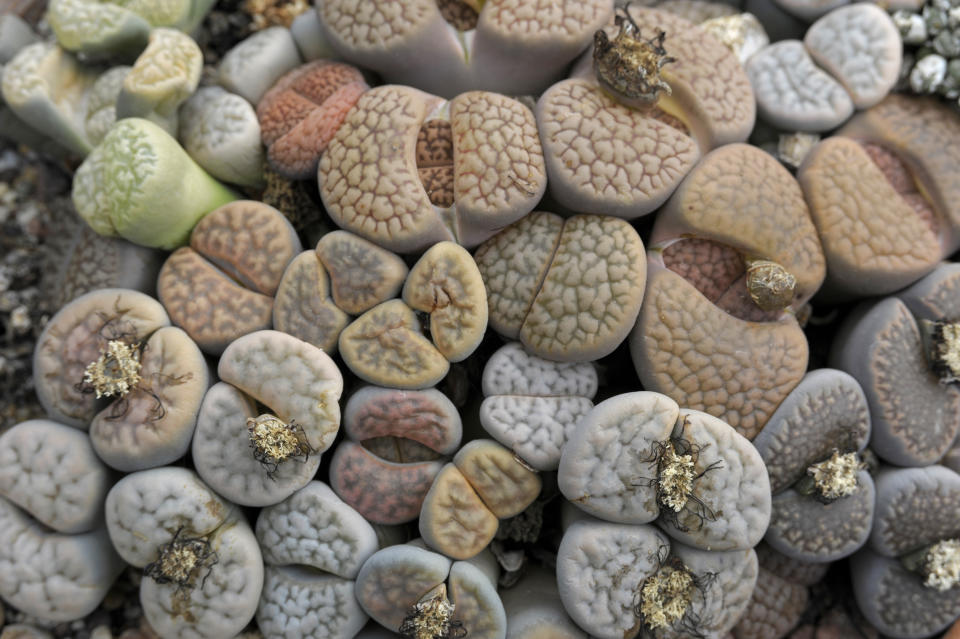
[398,584,467,639]
[920,319,960,383]
[143,527,218,594]
[83,339,142,399]
[903,538,960,591]
[796,450,864,503]
[593,5,676,110]
[247,414,315,478]
[744,258,797,312]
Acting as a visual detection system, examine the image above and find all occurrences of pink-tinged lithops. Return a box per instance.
[802,4,900,109]
[105,467,263,639]
[0,496,123,622]
[402,241,487,362]
[218,26,302,106]
[831,293,960,467]
[650,143,826,315]
[500,565,585,638]
[747,40,854,131]
[316,231,409,315]
[475,212,646,362]
[272,250,350,353]
[33,288,170,428]
[836,95,960,254]
[355,544,506,638]
[316,0,611,97]
[798,136,941,299]
[72,118,238,250]
[218,330,343,458]
[192,383,321,507]
[256,482,378,638]
[630,262,808,440]
[320,86,546,253]
[330,386,460,524]
[480,341,598,471]
[178,86,265,188]
[88,326,208,472]
[535,77,700,219]
[559,392,771,551]
[157,200,302,354]
[732,567,808,639]
[257,60,368,180]
[0,419,111,534]
[751,369,873,562]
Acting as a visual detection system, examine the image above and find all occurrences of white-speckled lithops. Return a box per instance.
[556,517,758,638]
[33,288,171,429]
[192,330,342,507]
[558,392,771,551]
[480,342,598,471]
[105,467,263,639]
[354,544,506,638]
[475,212,646,362]
[256,481,378,639]
[329,385,462,525]
[752,369,873,563]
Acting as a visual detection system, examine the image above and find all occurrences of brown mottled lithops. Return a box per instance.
[157,200,302,355]
[271,250,350,354]
[732,566,808,639]
[320,86,546,253]
[330,386,461,524]
[33,288,170,428]
[475,212,646,362]
[480,341,598,471]
[316,231,408,316]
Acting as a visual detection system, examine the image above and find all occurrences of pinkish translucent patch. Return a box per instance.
[860,142,939,237]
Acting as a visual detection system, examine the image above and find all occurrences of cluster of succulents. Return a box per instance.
[3,0,960,637]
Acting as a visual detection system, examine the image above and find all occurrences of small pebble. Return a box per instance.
[911,53,948,92]
[895,10,928,45]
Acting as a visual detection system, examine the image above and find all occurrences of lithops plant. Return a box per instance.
[751,369,873,563]
[420,439,542,560]
[480,341,598,471]
[831,263,960,467]
[354,543,506,638]
[105,467,263,639]
[732,565,808,639]
[218,26,302,106]
[329,385,461,525]
[83,65,129,146]
[255,481,379,639]
[500,565,585,638]
[852,464,960,638]
[191,330,343,507]
[555,516,758,638]
[338,241,486,388]
[319,85,546,252]
[257,60,368,180]
[33,288,170,428]
[558,391,771,551]
[475,212,646,363]
[72,118,238,250]
[157,200,301,354]
[316,0,611,97]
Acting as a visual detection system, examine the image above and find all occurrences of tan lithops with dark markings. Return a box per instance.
[158,201,302,354]
[630,263,808,440]
[319,86,545,253]
[403,242,487,362]
[420,463,500,560]
[315,230,408,315]
[453,440,540,519]
[272,251,350,353]
[476,212,646,362]
[339,299,450,389]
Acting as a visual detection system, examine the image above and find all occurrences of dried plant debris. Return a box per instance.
[635,547,718,637]
[398,584,468,639]
[745,258,797,312]
[920,318,960,383]
[594,5,676,109]
[82,339,142,399]
[903,538,960,592]
[247,413,316,478]
[143,527,219,595]
[795,450,866,503]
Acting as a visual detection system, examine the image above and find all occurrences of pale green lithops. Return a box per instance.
[558,392,771,551]
[105,467,263,639]
[218,26,302,105]
[115,28,202,135]
[33,288,170,428]
[1,42,98,156]
[256,482,378,639]
[72,118,238,249]
[0,14,38,64]
[355,544,506,638]
[475,212,646,362]
[480,342,598,471]
[555,518,758,638]
[179,86,265,187]
[83,65,129,146]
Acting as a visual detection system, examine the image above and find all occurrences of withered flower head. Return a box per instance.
[922,539,960,592]
[399,584,467,639]
[806,450,864,501]
[658,440,696,513]
[144,528,218,593]
[920,319,960,384]
[639,560,696,630]
[745,259,797,312]
[83,339,142,399]
[247,414,315,478]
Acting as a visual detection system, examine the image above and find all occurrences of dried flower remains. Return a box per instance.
[745,258,797,312]
[143,527,218,594]
[920,319,960,384]
[247,413,315,478]
[83,339,142,399]
[922,538,960,591]
[398,584,468,639]
[800,450,864,503]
